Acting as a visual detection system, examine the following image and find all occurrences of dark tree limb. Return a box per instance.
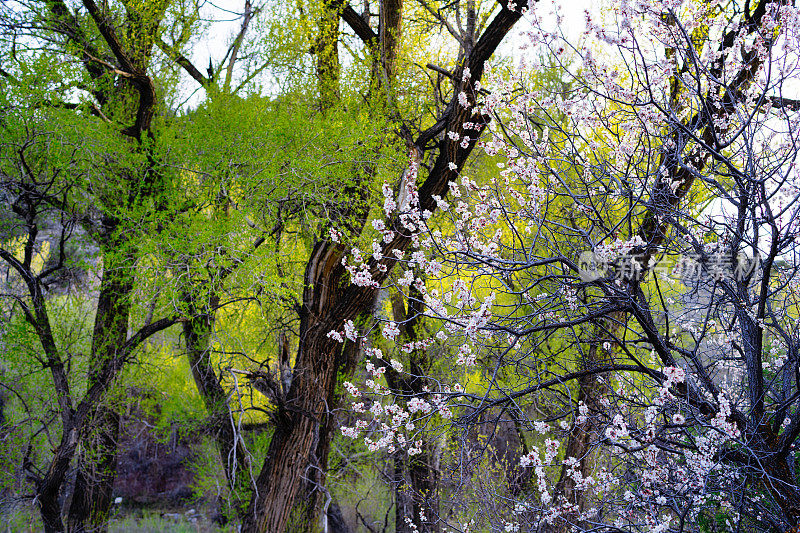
[157,38,212,88]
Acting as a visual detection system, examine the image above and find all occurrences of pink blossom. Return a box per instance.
[382,321,400,340]
[326,330,344,343]
[343,320,357,341]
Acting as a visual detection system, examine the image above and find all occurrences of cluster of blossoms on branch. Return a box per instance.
[330,0,800,530]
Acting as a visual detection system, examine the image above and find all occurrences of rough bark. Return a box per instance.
[67,409,120,533]
[242,235,356,531]
[67,240,134,533]
[380,0,403,83]
[37,428,80,533]
[242,333,345,531]
[300,338,359,532]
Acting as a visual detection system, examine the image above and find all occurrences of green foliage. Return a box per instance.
[108,510,235,533]
[0,0,543,530]
[187,438,233,518]
[0,502,43,533]
[697,507,735,533]
[125,343,206,433]
[326,431,394,530]
[0,292,95,491]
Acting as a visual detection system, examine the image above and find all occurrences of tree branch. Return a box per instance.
[81,0,136,73]
[332,0,378,51]
[75,314,181,424]
[222,0,258,92]
[767,95,800,111]
[157,38,211,87]
[0,247,73,424]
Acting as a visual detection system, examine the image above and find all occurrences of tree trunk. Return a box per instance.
[316,0,341,110]
[544,333,609,533]
[301,340,357,532]
[393,451,415,533]
[241,3,526,529]
[37,427,80,533]
[243,236,368,532]
[385,288,440,533]
[182,293,252,519]
[547,378,602,530]
[407,446,440,532]
[760,448,800,527]
[242,327,344,531]
[67,241,134,532]
[67,407,120,533]
[380,0,402,78]
[326,499,353,533]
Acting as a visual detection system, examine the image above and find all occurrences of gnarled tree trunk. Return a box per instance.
[243,238,361,532]
[242,3,529,531]
[67,242,134,533]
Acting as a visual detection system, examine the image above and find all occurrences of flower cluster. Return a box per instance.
[333,0,800,530]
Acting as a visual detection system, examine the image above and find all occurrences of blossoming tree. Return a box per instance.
[335,0,800,530]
